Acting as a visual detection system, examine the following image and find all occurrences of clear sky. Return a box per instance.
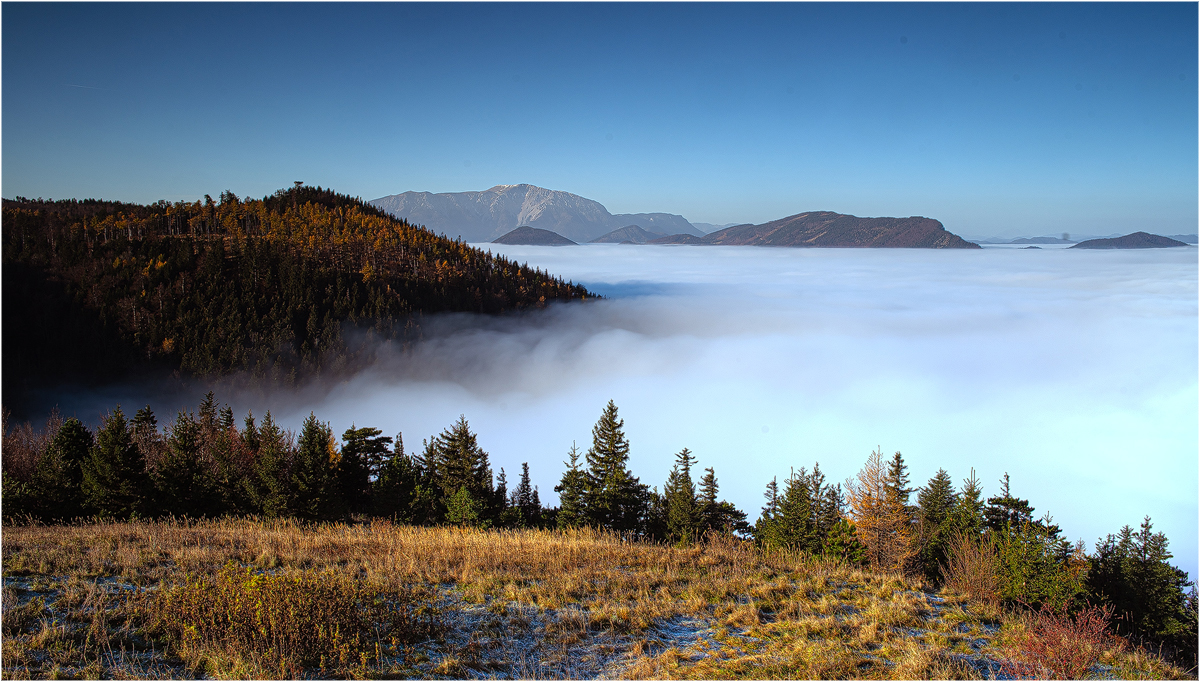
[3,2,1196,237]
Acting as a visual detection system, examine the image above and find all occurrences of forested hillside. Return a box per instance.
[2,186,592,411]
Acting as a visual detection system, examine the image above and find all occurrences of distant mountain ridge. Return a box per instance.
[654,211,979,249]
[370,184,702,244]
[1071,232,1191,249]
[493,226,576,246]
[590,225,665,244]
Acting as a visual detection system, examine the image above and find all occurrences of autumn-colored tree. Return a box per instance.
[844,448,913,572]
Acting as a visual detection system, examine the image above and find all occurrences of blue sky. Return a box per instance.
[3,2,1196,237]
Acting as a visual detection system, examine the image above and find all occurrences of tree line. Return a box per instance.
[2,396,1194,666]
[2,185,593,415]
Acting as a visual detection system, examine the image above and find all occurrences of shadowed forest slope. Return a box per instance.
[2,186,593,414]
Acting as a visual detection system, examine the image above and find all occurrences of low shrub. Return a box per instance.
[1000,601,1123,680]
[141,562,439,677]
[941,530,999,607]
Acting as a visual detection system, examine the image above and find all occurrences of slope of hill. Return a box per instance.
[369,184,702,243]
[590,225,666,244]
[1070,232,1190,249]
[653,212,979,248]
[492,226,576,246]
[2,186,592,413]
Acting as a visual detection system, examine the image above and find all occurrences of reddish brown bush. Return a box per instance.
[1000,601,1124,679]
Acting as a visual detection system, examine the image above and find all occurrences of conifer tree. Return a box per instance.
[554,442,588,529]
[372,432,424,522]
[340,425,392,514]
[510,462,540,528]
[915,468,959,582]
[82,407,150,519]
[1088,517,1196,658]
[291,413,343,521]
[950,468,985,535]
[663,448,699,543]
[28,418,93,521]
[583,401,648,533]
[984,473,1034,531]
[698,467,720,533]
[426,416,495,524]
[154,410,219,517]
[845,448,913,572]
[243,411,291,518]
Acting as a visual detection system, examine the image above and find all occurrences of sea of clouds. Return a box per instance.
[48,244,1199,579]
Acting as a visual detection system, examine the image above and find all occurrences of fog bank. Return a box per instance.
[40,244,1200,579]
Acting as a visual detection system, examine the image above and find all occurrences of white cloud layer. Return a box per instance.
[52,244,1200,579]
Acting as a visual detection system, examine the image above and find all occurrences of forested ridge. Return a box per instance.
[2,185,592,411]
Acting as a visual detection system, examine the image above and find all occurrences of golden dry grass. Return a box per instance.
[1,518,1189,680]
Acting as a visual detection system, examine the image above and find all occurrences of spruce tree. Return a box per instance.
[424,416,495,524]
[29,418,93,521]
[583,401,648,533]
[372,432,423,522]
[950,468,985,535]
[1088,517,1195,657]
[554,442,588,529]
[915,468,959,582]
[510,462,540,528]
[698,467,719,534]
[663,448,699,543]
[291,413,343,521]
[154,410,219,518]
[243,412,291,518]
[82,407,150,519]
[340,425,392,514]
[984,473,1034,531]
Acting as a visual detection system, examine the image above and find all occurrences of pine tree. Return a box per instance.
[915,468,959,582]
[426,416,495,523]
[28,418,93,521]
[340,425,392,514]
[698,467,719,534]
[510,462,540,528]
[950,468,985,535]
[82,407,150,519]
[583,401,648,533]
[291,413,343,521]
[372,432,423,522]
[154,410,219,517]
[1088,516,1195,657]
[663,448,699,544]
[555,442,588,529]
[984,473,1034,531]
[243,411,291,518]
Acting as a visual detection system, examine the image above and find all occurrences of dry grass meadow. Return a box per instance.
[0,518,1188,679]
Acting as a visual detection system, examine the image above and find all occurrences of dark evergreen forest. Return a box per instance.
[2,185,592,415]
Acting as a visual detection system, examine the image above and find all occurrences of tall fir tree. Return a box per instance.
[154,410,219,518]
[984,473,1034,531]
[82,407,150,519]
[583,401,648,533]
[663,448,699,543]
[28,418,93,521]
[915,468,959,582]
[425,416,495,524]
[291,413,344,521]
[340,426,392,514]
[510,462,541,528]
[554,442,588,529]
[950,468,985,536]
[243,411,291,518]
[372,432,425,522]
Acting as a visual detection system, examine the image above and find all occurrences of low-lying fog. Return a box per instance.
[50,244,1200,579]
